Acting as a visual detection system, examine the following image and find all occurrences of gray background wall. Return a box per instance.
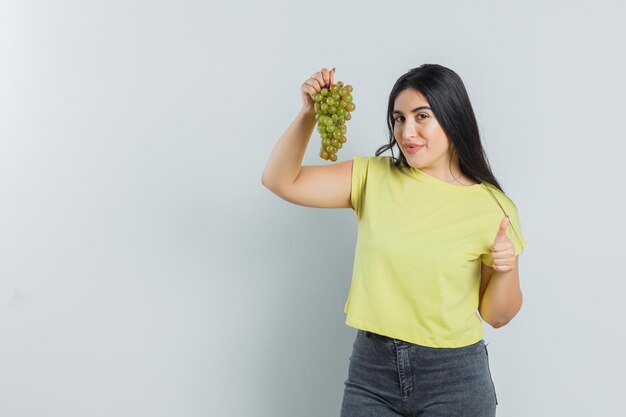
[1,0,624,416]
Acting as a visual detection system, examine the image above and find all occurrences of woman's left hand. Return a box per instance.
[490,216,516,272]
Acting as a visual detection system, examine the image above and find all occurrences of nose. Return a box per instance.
[401,119,419,141]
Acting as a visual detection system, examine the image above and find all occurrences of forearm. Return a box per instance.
[479,268,523,328]
[261,108,316,189]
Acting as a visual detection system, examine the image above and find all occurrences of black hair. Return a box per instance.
[375,63,504,192]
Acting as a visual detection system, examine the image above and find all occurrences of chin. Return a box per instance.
[404,155,426,169]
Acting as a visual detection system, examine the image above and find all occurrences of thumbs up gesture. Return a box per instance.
[490,216,516,272]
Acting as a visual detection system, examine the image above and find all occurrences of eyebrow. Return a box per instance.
[392,106,431,115]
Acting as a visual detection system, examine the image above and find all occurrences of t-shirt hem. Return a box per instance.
[345,316,484,349]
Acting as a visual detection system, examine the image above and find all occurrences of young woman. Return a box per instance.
[261,64,526,417]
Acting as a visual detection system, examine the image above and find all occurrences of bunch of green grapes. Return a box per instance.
[313,81,355,161]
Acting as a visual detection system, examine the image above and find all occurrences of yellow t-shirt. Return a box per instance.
[345,155,527,348]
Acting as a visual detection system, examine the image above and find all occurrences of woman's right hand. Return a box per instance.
[300,67,335,114]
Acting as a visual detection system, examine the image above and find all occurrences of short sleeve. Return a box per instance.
[351,155,369,218]
[481,193,527,267]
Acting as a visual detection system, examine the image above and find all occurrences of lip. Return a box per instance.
[404,144,424,154]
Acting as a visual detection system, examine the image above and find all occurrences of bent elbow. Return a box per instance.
[490,319,510,329]
[480,311,512,329]
[261,176,277,192]
[489,311,520,328]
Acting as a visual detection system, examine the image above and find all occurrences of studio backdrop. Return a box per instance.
[1,1,625,416]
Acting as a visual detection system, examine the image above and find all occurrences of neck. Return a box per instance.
[418,159,464,184]
[413,153,478,186]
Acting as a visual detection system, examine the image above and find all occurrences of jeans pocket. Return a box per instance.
[483,344,499,406]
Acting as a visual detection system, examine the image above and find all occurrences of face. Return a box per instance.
[392,88,454,171]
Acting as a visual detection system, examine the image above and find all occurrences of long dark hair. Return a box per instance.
[375,64,504,192]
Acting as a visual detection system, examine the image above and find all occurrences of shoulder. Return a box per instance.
[352,155,396,171]
[354,155,406,171]
[353,154,390,163]
[352,155,410,185]
[482,183,527,254]
[481,183,520,215]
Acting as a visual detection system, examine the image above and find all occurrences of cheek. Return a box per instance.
[428,125,450,149]
[422,122,440,138]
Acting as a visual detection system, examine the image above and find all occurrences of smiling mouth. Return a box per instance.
[405,144,424,154]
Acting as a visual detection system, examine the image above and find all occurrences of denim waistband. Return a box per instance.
[362,329,484,350]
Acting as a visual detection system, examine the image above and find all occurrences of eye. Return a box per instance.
[393,113,428,123]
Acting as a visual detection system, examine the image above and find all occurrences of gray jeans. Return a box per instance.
[340,330,498,417]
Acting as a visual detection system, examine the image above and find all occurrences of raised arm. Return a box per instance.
[261,68,352,209]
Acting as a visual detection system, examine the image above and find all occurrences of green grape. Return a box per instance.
[313,78,355,162]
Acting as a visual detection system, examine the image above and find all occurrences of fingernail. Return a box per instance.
[331,67,335,72]
[325,82,330,88]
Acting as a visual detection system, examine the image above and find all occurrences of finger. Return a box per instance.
[329,67,335,86]
[322,68,331,88]
[311,72,326,90]
[491,241,513,252]
[304,78,321,93]
[305,72,324,90]
[492,260,512,271]
[302,84,317,99]
[318,68,330,89]
[491,254,515,266]
[494,216,510,243]
[492,258,510,267]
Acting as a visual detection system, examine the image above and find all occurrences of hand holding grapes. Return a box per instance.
[300,67,356,162]
[490,216,516,272]
[301,67,335,113]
